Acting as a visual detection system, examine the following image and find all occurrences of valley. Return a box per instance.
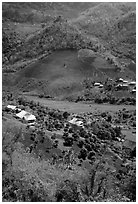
[2,2,136,202]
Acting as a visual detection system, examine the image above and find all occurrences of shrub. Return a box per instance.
[63,137,73,147]
[88,152,96,162]
[63,112,69,119]
[51,133,56,140]
[121,165,136,201]
[55,180,79,202]
[78,148,87,160]
[77,140,84,148]
[72,133,79,141]
[114,126,121,138]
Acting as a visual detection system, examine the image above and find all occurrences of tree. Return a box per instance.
[63,137,73,147]
[78,148,87,160]
[77,140,84,148]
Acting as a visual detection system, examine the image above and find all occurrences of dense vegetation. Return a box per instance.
[2,93,136,201]
[73,2,136,62]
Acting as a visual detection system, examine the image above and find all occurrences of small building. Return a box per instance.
[94,82,101,86]
[123,80,128,84]
[122,84,129,90]
[69,117,84,130]
[98,84,104,88]
[7,105,16,111]
[131,89,136,94]
[116,78,123,82]
[128,81,136,86]
[115,84,122,90]
[16,110,36,122]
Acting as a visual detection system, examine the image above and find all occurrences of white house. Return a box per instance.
[69,117,84,129]
[98,84,103,88]
[94,82,101,86]
[7,105,16,110]
[16,110,36,122]
[117,78,123,82]
[129,81,136,86]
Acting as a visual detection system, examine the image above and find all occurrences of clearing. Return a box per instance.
[24,95,136,113]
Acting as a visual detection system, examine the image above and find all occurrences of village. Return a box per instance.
[93,77,136,93]
[3,93,136,159]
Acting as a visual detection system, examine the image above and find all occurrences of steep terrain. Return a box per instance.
[2,2,99,22]
[2,2,136,98]
[6,50,106,99]
[4,49,135,102]
[73,2,136,62]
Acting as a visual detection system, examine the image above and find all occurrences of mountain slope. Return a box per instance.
[72,2,136,62]
[2,2,99,22]
[12,49,107,99]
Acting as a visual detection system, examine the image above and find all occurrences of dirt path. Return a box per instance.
[25,95,136,113]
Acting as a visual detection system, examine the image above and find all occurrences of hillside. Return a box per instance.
[2,2,136,68]
[2,2,99,22]
[72,2,136,62]
[3,16,106,68]
[3,48,135,103]
[2,2,136,102]
[12,49,106,98]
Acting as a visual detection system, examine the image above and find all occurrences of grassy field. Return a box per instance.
[13,49,129,99]
[24,95,136,113]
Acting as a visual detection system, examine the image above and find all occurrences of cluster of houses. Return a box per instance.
[93,78,136,93]
[6,105,36,125]
[115,78,136,93]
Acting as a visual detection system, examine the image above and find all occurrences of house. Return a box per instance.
[131,89,136,94]
[123,80,128,84]
[69,117,83,126]
[115,84,122,90]
[94,82,101,86]
[7,105,16,110]
[16,110,36,122]
[116,78,123,82]
[69,117,84,130]
[115,84,129,91]
[98,84,103,88]
[128,81,136,86]
[6,105,21,113]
